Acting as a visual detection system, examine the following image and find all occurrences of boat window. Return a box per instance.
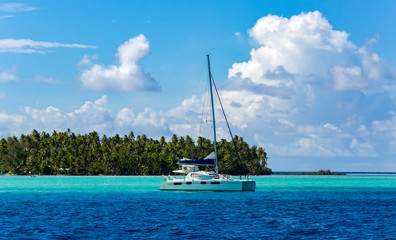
[200,182,207,184]
[211,182,220,184]
[186,182,192,185]
[173,182,182,185]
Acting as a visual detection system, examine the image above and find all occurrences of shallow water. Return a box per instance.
[1,175,395,239]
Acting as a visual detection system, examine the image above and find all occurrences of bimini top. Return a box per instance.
[179,152,216,165]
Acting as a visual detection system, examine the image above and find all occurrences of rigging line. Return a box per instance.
[198,57,209,138]
[211,75,247,176]
[199,76,209,138]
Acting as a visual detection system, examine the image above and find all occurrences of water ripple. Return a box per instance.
[0,176,395,239]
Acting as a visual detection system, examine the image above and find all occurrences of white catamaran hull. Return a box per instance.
[159,179,255,191]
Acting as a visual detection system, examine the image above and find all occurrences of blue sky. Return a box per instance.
[1,0,395,171]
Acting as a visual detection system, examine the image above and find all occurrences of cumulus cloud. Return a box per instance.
[79,34,160,92]
[0,95,170,139]
[329,66,366,90]
[0,11,395,171]
[0,93,210,142]
[78,54,98,66]
[0,69,18,82]
[0,39,96,53]
[66,95,115,133]
[24,106,65,130]
[229,11,355,83]
[0,96,114,136]
[0,112,25,137]
[221,11,396,165]
[116,107,136,128]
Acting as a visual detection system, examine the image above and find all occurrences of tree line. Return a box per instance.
[0,129,271,176]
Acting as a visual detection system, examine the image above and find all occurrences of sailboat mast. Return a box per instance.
[206,54,219,176]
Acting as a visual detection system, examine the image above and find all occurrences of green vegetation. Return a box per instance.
[276,170,345,175]
[0,129,271,176]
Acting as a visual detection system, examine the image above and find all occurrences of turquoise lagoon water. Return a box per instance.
[1,175,395,239]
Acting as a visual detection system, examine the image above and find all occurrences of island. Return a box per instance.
[0,129,272,176]
[275,170,346,175]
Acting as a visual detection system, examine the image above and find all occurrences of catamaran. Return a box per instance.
[159,55,255,191]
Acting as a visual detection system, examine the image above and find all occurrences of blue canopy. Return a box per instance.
[179,158,215,165]
[179,152,216,165]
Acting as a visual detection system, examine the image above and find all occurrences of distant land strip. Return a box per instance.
[275,170,345,175]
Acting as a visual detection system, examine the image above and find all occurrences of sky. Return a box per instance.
[1,0,396,172]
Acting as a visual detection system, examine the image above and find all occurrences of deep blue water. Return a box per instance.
[1,176,395,239]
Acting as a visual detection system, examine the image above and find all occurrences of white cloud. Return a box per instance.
[0,39,96,53]
[0,112,26,136]
[79,34,160,92]
[358,45,386,82]
[1,95,114,135]
[115,106,170,138]
[94,95,107,105]
[372,115,396,138]
[349,138,378,157]
[24,106,65,130]
[66,95,114,133]
[0,69,18,82]
[34,75,62,84]
[116,107,136,128]
[0,95,168,138]
[229,11,355,82]
[133,107,168,132]
[0,3,35,20]
[0,3,36,12]
[78,54,98,66]
[0,91,6,99]
[329,65,366,90]
[220,11,395,161]
[0,11,395,171]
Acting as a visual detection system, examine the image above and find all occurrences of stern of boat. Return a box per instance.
[242,180,255,191]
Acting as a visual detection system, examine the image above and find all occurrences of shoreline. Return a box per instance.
[273,171,396,175]
[2,172,396,177]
